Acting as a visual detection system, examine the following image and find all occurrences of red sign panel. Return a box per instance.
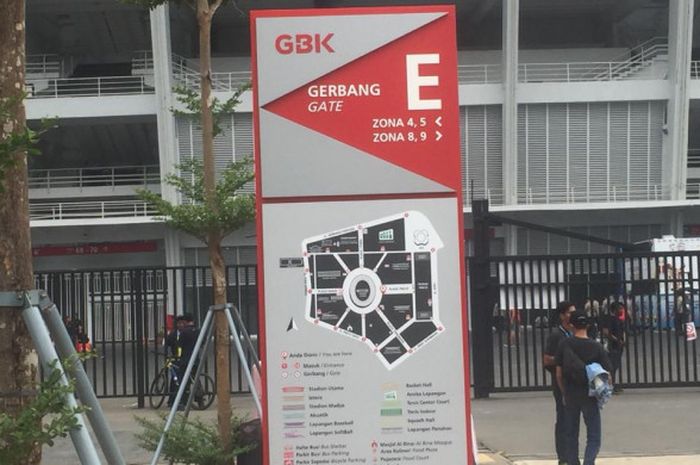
[264,13,460,191]
[32,241,158,257]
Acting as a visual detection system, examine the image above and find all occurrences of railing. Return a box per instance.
[465,188,505,206]
[26,54,62,75]
[176,70,251,91]
[26,75,152,98]
[458,64,502,84]
[519,55,667,83]
[606,36,667,64]
[133,50,250,91]
[131,50,153,73]
[691,61,700,79]
[462,38,668,84]
[688,149,700,168]
[687,183,700,200]
[517,184,671,204]
[29,199,156,221]
[29,165,160,191]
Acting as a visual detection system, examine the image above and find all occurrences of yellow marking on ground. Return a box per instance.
[477,453,495,463]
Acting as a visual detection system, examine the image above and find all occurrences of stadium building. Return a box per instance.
[25,0,700,270]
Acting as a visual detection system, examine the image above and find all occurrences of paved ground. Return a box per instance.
[473,387,700,464]
[42,387,700,464]
[42,396,258,465]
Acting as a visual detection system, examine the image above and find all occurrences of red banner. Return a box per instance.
[32,241,158,257]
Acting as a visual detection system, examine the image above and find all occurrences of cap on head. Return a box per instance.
[570,309,588,328]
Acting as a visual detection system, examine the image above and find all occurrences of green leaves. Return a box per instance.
[172,82,251,138]
[0,95,55,193]
[137,157,255,243]
[136,414,256,465]
[0,360,87,464]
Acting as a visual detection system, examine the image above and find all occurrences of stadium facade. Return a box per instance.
[24,0,700,271]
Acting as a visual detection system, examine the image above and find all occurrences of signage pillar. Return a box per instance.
[252,6,474,465]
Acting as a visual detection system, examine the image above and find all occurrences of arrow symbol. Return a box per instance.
[435,116,442,127]
[435,130,443,141]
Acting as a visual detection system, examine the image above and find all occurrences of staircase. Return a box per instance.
[132,51,248,91]
[593,37,668,81]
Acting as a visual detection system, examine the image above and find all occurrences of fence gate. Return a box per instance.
[35,266,259,405]
[470,250,700,396]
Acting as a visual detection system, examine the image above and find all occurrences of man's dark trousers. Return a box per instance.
[553,388,567,463]
[565,398,601,465]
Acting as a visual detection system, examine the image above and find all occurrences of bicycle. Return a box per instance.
[149,355,215,410]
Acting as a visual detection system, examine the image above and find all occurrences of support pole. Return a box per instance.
[229,304,261,371]
[21,302,102,465]
[182,314,216,418]
[471,199,495,398]
[150,308,214,465]
[223,304,263,417]
[40,295,126,465]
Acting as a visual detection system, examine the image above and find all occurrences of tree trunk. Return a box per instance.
[197,0,231,448]
[0,1,40,464]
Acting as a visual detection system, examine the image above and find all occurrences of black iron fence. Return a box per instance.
[37,253,700,402]
[35,266,258,405]
[470,251,700,396]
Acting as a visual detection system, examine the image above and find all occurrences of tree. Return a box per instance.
[125,0,253,446]
[0,1,41,463]
[0,361,87,464]
[136,413,255,465]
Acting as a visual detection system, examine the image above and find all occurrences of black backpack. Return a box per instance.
[562,341,587,385]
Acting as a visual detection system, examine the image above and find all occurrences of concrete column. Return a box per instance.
[502,0,519,205]
[671,210,685,237]
[164,229,184,319]
[665,0,694,200]
[150,8,184,318]
[504,224,518,256]
[149,5,179,205]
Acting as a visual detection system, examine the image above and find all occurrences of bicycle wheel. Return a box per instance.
[193,373,215,410]
[148,369,169,409]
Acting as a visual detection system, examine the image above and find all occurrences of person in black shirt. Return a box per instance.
[543,301,575,465]
[602,302,626,393]
[556,309,613,465]
[165,314,199,408]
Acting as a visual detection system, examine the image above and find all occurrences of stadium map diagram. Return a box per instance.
[302,211,445,369]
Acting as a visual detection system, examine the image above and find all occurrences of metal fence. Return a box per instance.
[35,266,258,405]
[36,253,700,403]
[470,251,700,396]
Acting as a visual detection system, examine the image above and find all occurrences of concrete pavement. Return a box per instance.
[42,387,700,464]
[473,387,700,464]
[42,395,258,465]
[512,458,700,465]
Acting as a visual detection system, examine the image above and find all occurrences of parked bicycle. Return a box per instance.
[148,354,215,410]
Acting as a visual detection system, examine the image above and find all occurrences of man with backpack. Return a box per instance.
[556,309,613,465]
[543,301,575,465]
